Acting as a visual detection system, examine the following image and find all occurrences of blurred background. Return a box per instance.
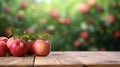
[0,0,120,51]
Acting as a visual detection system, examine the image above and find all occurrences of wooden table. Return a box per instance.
[0,51,120,67]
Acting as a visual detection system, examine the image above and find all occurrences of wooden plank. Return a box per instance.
[99,52,120,57]
[1,51,119,67]
[64,51,120,67]
[34,52,83,67]
[0,55,34,67]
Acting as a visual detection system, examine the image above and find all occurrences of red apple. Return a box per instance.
[108,15,116,24]
[87,0,96,7]
[18,13,25,20]
[86,38,92,45]
[39,19,47,25]
[4,7,11,13]
[97,6,104,12]
[74,40,81,47]
[79,4,90,14]
[33,39,51,56]
[9,39,27,57]
[0,41,8,57]
[112,2,118,8]
[4,28,12,37]
[6,37,15,55]
[65,18,72,25]
[25,28,38,34]
[22,2,29,9]
[51,9,60,19]
[58,17,65,24]
[81,31,89,39]
[100,47,106,51]
[99,26,106,33]
[27,40,34,55]
[43,29,54,35]
[25,28,33,34]
[115,31,120,38]
[88,19,94,25]
[7,37,15,48]
[0,37,8,43]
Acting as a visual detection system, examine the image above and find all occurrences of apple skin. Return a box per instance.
[33,39,51,56]
[0,37,8,43]
[9,39,27,57]
[0,41,8,57]
[27,40,34,55]
[7,37,15,48]
[7,37,15,55]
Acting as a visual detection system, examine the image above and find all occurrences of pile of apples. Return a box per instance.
[0,34,51,57]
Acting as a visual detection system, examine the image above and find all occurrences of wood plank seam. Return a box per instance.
[33,52,120,67]
[83,64,88,67]
[32,55,36,67]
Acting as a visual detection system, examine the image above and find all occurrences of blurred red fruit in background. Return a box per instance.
[112,2,118,8]
[18,13,25,20]
[86,38,92,45]
[108,15,116,24]
[79,4,90,14]
[74,40,81,47]
[81,31,89,39]
[58,17,65,24]
[97,6,104,12]
[4,7,11,13]
[51,9,60,19]
[25,28,37,34]
[88,19,94,25]
[87,0,96,7]
[65,18,72,25]
[22,2,29,9]
[4,28,12,37]
[100,47,106,51]
[115,31,120,38]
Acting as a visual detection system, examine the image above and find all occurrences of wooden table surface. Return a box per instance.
[0,51,120,67]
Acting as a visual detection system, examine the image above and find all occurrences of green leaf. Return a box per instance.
[39,33,52,42]
[11,28,20,36]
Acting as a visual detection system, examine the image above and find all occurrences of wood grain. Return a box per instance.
[0,51,120,67]
[34,52,83,67]
[0,55,34,67]
[64,51,120,67]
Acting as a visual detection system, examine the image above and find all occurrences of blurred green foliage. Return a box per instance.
[0,0,120,51]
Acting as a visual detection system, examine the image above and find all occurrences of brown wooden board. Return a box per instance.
[34,52,83,67]
[0,51,120,67]
[64,51,120,67]
[0,55,34,67]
